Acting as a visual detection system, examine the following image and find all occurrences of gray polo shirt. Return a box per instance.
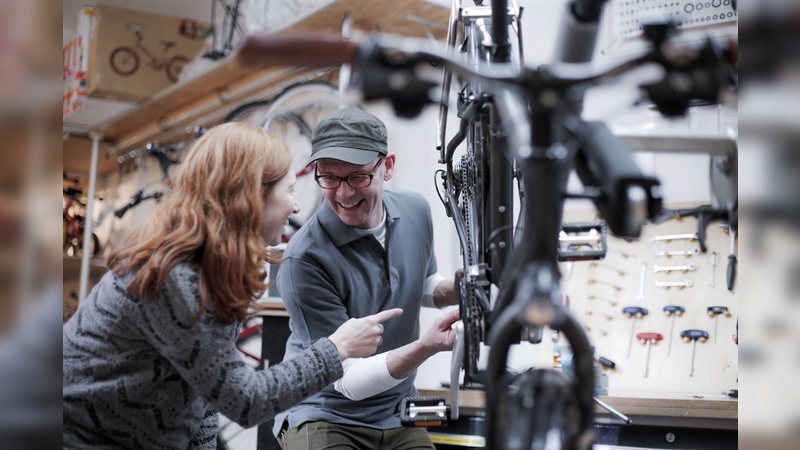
[275,189,438,431]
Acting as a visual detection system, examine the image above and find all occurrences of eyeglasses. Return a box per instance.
[315,157,384,189]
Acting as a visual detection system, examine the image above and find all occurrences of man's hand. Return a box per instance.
[385,308,461,380]
[418,308,461,353]
[433,269,464,308]
[328,308,403,360]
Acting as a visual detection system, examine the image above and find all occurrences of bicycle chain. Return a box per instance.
[455,151,488,386]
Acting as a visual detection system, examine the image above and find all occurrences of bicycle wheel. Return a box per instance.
[166,55,190,82]
[226,81,351,239]
[109,46,139,76]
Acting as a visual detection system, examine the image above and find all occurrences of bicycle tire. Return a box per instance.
[109,46,139,76]
[225,81,352,239]
[166,55,190,83]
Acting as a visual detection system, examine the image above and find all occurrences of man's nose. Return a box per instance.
[336,181,356,197]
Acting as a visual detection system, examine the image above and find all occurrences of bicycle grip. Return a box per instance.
[237,32,359,68]
[573,121,662,238]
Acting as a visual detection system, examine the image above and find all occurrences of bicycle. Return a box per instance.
[109,29,190,83]
[236,0,736,447]
[63,186,101,258]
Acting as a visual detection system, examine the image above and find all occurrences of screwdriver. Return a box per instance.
[680,329,709,377]
[663,305,685,356]
[623,307,648,358]
[636,332,663,377]
[726,224,737,291]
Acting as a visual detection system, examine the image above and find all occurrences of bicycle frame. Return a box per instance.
[236,1,735,446]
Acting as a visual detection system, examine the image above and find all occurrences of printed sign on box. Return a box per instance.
[87,4,211,102]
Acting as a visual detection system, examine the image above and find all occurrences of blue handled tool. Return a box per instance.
[707,306,731,343]
[680,329,709,377]
[623,307,648,358]
[663,305,685,356]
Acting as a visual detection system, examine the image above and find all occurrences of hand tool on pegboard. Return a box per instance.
[709,251,717,288]
[680,329,709,377]
[663,305,685,356]
[723,223,737,291]
[707,306,731,343]
[636,332,663,377]
[635,262,647,302]
[622,306,648,358]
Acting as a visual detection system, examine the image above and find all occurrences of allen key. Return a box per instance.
[589,262,627,276]
[588,278,624,291]
[636,332,663,377]
[663,305,685,357]
[680,329,709,377]
[707,306,731,343]
[623,306,648,358]
[588,294,618,306]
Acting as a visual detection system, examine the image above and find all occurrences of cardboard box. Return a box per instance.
[86,4,211,102]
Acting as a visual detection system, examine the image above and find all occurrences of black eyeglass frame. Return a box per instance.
[314,157,385,189]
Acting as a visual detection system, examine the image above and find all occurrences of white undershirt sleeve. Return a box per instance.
[422,273,447,308]
[333,352,406,401]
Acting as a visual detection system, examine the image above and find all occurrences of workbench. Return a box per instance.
[417,388,737,449]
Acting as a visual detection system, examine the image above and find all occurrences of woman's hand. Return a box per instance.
[328,308,403,360]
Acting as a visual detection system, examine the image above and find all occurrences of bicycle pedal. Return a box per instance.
[400,396,449,427]
[558,221,608,261]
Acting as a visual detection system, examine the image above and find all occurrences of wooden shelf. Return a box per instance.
[91,0,450,154]
[63,135,118,177]
[63,255,108,281]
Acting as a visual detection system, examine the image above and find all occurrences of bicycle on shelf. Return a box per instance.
[236,0,736,446]
[109,28,189,83]
[63,186,101,258]
[114,139,187,219]
[223,77,351,241]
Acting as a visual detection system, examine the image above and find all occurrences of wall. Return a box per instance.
[373,0,738,391]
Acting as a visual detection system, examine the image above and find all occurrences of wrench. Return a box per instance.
[651,233,698,243]
[655,280,693,289]
[652,249,700,258]
[653,264,696,273]
[635,262,646,302]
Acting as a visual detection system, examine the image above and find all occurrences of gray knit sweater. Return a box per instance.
[63,263,343,449]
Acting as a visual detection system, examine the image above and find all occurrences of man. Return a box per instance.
[275,107,460,449]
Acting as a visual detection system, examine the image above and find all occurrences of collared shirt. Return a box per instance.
[275,189,438,431]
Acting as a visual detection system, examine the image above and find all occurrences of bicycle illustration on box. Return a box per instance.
[109,29,189,83]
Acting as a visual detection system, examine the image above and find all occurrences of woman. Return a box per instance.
[63,122,401,449]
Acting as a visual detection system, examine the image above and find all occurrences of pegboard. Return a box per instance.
[560,202,738,396]
[600,0,738,56]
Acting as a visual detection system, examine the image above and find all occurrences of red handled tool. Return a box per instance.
[636,332,663,377]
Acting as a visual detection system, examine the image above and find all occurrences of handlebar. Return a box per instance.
[237,23,734,118]
[115,190,164,218]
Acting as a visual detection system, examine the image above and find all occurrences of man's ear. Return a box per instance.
[383,153,396,181]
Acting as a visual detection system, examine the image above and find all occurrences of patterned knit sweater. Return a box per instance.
[63,264,343,449]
